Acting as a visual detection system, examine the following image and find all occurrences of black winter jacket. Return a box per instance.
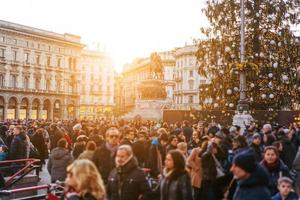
[233,165,271,200]
[92,143,117,184]
[159,170,193,200]
[9,134,27,159]
[107,157,150,200]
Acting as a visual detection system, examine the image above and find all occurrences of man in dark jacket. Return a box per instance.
[9,126,27,160]
[231,150,271,200]
[92,127,120,184]
[48,123,63,150]
[182,120,193,142]
[107,145,150,200]
[250,133,263,162]
[132,130,150,167]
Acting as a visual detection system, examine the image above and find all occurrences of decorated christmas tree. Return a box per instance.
[197,0,300,111]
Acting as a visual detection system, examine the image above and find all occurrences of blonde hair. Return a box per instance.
[177,142,187,152]
[66,160,106,200]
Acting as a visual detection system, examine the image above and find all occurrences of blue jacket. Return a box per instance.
[271,192,298,200]
[233,164,271,200]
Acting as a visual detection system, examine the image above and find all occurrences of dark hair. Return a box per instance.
[221,127,229,135]
[264,145,279,157]
[233,135,248,148]
[86,141,96,151]
[57,138,67,148]
[35,128,44,136]
[168,135,177,144]
[183,120,189,127]
[167,150,186,174]
[159,132,169,142]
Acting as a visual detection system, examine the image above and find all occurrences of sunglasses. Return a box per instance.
[109,134,119,138]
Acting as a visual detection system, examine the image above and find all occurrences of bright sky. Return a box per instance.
[0,0,208,73]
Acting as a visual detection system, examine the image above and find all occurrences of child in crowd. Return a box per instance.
[271,177,298,200]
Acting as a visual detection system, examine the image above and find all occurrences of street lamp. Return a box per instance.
[233,0,253,131]
[237,0,249,112]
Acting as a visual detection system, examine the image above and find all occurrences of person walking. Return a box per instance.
[47,138,73,183]
[107,145,150,200]
[159,149,193,200]
[92,127,120,184]
[230,149,271,200]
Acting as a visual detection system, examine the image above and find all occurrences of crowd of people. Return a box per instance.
[0,118,300,200]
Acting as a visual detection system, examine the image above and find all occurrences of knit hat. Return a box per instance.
[253,133,261,139]
[73,123,82,131]
[233,150,256,173]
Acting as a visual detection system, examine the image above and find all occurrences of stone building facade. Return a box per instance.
[79,49,114,119]
[174,45,209,109]
[0,20,84,120]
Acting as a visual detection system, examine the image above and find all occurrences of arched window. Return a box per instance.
[35,78,40,90]
[46,79,51,90]
[188,80,194,90]
[10,75,17,88]
[0,74,4,87]
[69,57,72,69]
[47,56,51,66]
[57,80,61,92]
[57,57,61,67]
[24,76,29,89]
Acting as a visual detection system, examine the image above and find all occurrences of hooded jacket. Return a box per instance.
[47,147,72,182]
[233,164,271,200]
[107,157,150,200]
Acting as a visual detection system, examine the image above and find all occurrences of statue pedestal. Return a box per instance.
[232,111,254,134]
[123,99,169,120]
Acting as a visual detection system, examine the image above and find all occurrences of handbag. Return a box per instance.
[29,145,41,159]
[213,154,225,178]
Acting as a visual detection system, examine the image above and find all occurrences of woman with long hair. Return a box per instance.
[160,149,192,200]
[65,159,106,200]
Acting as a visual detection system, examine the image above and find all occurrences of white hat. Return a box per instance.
[229,126,237,133]
[73,123,82,131]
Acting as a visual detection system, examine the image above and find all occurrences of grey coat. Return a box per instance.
[47,147,73,182]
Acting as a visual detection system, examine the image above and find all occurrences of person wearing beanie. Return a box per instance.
[250,133,263,162]
[230,149,271,200]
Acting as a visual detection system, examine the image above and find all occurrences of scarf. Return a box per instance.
[262,159,280,172]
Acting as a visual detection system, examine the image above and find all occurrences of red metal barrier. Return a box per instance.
[0,158,40,189]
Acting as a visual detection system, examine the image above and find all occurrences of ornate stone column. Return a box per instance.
[3,102,8,120]
[15,103,20,119]
[48,104,53,121]
[38,104,43,120]
[27,102,32,119]
[74,104,80,119]
[61,104,68,120]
